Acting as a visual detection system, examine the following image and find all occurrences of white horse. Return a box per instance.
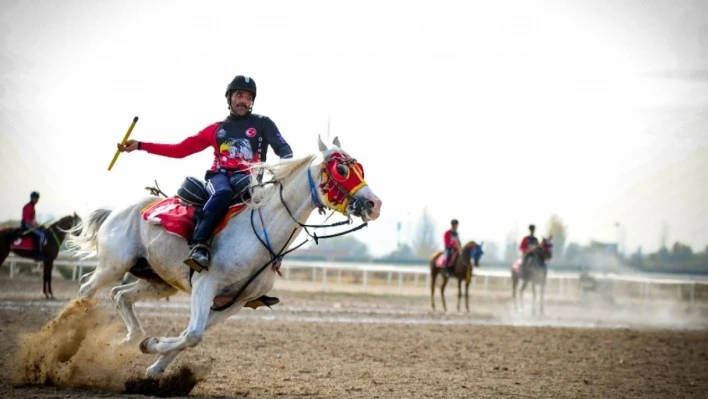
[66,135,382,378]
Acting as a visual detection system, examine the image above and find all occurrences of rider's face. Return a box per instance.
[230,90,254,116]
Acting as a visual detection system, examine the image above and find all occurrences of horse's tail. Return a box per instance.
[64,208,112,259]
[1,227,22,246]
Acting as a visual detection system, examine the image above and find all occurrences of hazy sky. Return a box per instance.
[1,0,707,257]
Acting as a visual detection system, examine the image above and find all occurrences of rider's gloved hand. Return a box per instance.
[117,139,141,153]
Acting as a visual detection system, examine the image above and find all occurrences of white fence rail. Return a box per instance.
[3,254,707,304]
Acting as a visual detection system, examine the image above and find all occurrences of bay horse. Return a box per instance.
[0,213,82,299]
[429,241,484,312]
[511,236,553,315]
[66,135,382,378]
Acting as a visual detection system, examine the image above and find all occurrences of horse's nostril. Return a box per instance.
[365,200,375,209]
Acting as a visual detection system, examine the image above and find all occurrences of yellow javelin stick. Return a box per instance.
[108,116,139,171]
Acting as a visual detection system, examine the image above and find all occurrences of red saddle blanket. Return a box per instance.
[10,236,34,251]
[435,251,458,268]
[141,197,247,240]
[512,258,522,272]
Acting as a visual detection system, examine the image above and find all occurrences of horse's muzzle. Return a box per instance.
[349,186,382,222]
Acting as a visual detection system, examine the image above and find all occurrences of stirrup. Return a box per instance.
[183,244,211,273]
[244,295,280,310]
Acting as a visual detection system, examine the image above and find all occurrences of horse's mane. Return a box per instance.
[46,213,78,229]
[462,241,478,250]
[243,151,322,210]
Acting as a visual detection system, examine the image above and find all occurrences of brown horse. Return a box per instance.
[511,236,553,315]
[429,241,484,312]
[0,213,82,299]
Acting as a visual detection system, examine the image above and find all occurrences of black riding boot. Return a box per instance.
[445,260,455,277]
[32,235,43,261]
[184,210,221,272]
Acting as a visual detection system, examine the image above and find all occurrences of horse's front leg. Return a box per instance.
[465,279,470,313]
[457,278,462,313]
[518,279,528,312]
[145,298,246,378]
[430,270,437,311]
[540,282,545,316]
[531,282,537,316]
[42,260,53,299]
[140,274,218,357]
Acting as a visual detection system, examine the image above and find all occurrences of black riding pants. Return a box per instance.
[203,171,252,215]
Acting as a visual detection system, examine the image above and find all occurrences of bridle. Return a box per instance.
[208,152,371,311]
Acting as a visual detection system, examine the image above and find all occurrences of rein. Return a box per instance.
[25,216,80,248]
[207,159,369,312]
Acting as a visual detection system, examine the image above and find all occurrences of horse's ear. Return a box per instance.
[479,241,484,247]
[318,134,328,152]
[332,136,341,148]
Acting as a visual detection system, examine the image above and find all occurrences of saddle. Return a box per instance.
[138,177,278,311]
[141,177,249,242]
[10,228,46,253]
[435,249,459,268]
[176,176,247,208]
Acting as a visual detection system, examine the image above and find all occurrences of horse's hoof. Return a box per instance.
[139,337,156,354]
[146,364,164,379]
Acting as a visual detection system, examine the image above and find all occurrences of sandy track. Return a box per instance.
[0,276,706,398]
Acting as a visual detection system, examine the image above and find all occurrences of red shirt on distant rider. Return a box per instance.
[519,224,538,256]
[443,219,460,275]
[22,202,37,229]
[21,191,45,259]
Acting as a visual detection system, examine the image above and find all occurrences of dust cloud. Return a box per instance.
[9,297,139,391]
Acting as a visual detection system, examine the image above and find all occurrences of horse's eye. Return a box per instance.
[336,164,349,177]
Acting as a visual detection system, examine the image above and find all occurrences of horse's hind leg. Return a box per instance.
[79,270,95,286]
[110,279,178,344]
[79,263,127,298]
[430,270,437,311]
[511,272,518,311]
[440,278,448,312]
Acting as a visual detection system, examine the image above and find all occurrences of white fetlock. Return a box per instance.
[121,330,145,345]
[146,363,165,379]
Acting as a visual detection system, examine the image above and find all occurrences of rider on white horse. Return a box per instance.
[117,75,294,272]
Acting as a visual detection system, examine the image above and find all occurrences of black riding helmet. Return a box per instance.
[30,191,40,199]
[225,75,257,100]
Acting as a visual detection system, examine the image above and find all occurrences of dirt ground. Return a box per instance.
[0,276,707,399]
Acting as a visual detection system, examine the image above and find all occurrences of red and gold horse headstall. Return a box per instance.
[317,152,367,214]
